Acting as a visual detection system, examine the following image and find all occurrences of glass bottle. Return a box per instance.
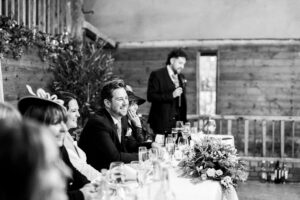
[260,160,267,182]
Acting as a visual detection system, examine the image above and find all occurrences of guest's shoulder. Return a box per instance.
[152,67,166,74]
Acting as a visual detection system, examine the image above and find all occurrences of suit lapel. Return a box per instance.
[102,109,122,146]
[162,67,176,90]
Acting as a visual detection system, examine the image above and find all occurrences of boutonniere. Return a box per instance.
[125,128,132,137]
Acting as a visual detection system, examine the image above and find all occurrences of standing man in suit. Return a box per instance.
[78,79,138,170]
[147,49,188,135]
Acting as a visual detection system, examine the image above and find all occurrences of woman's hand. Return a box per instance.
[128,109,142,128]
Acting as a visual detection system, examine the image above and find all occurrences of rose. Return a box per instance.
[215,169,223,177]
[206,168,216,177]
[201,173,207,180]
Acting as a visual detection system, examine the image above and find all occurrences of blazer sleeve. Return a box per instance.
[67,191,84,200]
[147,71,174,102]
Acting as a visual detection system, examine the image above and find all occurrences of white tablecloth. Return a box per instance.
[131,167,239,200]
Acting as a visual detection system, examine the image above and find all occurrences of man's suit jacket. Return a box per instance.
[147,67,187,134]
[78,109,138,170]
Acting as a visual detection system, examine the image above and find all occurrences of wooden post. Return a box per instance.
[244,120,249,156]
[272,121,275,156]
[0,0,2,15]
[292,121,295,158]
[38,0,46,32]
[280,121,285,157]
[0,61,4,102]
[262,120,267,157]
[4,0,8,16]
[227,119,232,135]
[20,0,26,26]
[70,0,84,41]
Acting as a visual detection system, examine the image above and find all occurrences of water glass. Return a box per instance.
[165,137,175,157]
[109,161,125,184]
[138,146,148,162]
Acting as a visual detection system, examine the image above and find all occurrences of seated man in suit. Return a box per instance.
[79,79,138,170]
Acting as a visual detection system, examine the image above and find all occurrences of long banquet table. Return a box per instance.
[124,164,239,200]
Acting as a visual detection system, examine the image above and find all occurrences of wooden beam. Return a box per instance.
[0,61,4,102]
[49,0,55,34]
[9,0,15,18]
[83,21,116,47]
[187,114,300,122]
[30,0,37,28]
[118,39,300,49]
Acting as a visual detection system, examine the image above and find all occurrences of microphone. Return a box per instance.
[178,75,187,108]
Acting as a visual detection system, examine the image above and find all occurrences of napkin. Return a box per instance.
[124,165,137,181]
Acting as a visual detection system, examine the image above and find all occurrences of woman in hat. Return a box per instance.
[18,86,97,200]
[125,90,154,152]
[57,91,102,181]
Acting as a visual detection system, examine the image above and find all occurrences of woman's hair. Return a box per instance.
[22,103,67,125]
[56,92,78,110]
[0,120,59,200]
[0,102,22,123]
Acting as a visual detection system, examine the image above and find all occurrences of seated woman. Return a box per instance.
[125,90,155,152]
[57,91,102,181]
[18,86,97,200]
[0,119,67,200]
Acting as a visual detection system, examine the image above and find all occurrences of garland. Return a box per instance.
[0,15,74,61]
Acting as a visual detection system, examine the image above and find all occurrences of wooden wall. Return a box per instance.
[1,48,52,107]
[112,44,300,117]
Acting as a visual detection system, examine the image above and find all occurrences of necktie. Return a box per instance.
[172,74,179,88]
[115,121,122,142]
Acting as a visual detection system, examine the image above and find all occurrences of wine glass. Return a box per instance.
[138,146,148,162]
[176,121,184,131]
[149,147,159,161]
[171,128,178,143]
[109,161,125,184]
[178,137,188,152]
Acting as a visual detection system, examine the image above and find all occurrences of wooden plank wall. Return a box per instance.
[0,0,69,35]
[112,48,198,115]
[113,45,300,118]
[218,45,300,116]
[1,48,52,106]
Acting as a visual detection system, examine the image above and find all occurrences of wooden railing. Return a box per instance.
[0,0,71,34]
[188,114,300,160]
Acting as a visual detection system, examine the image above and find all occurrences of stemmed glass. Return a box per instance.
[177,137,188,152]
[171,128,178,143]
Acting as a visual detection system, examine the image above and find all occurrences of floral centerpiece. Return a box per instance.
[178,136,248,191]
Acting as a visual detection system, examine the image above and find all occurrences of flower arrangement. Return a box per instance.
[178,136,248,191]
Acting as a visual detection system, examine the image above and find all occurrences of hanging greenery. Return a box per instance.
[0,15,69,61]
